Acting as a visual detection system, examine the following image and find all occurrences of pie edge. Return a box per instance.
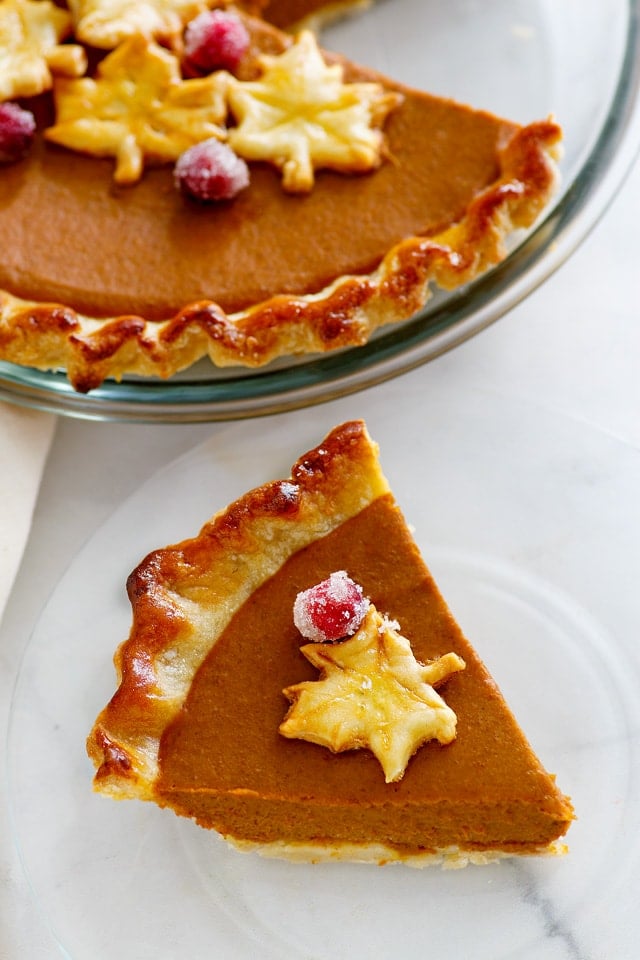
[0,118,562,392]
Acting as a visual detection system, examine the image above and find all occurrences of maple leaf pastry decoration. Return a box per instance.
[0,0,86,101]
[227,29,403,192]
[67,0,212,50]
[281,604,466,782]
[44,35,228,183]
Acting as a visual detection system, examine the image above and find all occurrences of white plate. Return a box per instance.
[0,0,639,421]
[7,389,640,958]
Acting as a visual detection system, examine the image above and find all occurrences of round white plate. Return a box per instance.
[7,388,640,958]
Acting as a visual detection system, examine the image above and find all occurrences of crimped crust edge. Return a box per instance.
[0,119,561,392]
[87,420,390,798]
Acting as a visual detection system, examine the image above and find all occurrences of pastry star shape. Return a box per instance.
[45,35,227,184]
[0,0,86,101]
[68,0,210,50]
[227,30,402,193]
[280,606,466,782]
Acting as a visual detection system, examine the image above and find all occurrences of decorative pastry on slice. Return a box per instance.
[282,573,467,785]
[87,420,574,866]
[0,5,561,391]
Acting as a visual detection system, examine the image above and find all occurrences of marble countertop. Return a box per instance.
[2,136,640,960]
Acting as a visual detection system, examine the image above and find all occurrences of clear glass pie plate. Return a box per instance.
[7,389,640,958]
[1,0,639,422]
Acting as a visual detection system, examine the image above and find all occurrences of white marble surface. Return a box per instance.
[2,136,640,960]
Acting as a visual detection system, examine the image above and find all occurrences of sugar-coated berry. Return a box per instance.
[293,571,369,643]
[174,138,250,202]
[0,102,36,164]
[183,10,250,73]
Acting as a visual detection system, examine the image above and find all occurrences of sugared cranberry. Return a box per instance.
[293,571,369,643]
[183,10,250,73]
[174,138,249,202]
[0,102,36,164]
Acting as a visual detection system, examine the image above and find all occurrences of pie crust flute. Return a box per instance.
[0,10,562,392]
[87,420,574,866]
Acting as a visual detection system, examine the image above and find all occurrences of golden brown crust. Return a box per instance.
[87,420,390,797]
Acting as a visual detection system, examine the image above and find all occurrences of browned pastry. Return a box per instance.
[88,421,574,865]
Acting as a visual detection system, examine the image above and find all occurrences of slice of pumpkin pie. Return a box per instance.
[87,420,574,865]
[0,4,561,391]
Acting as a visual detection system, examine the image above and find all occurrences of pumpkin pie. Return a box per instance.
[87,420,574,865]
[0,3,561,392]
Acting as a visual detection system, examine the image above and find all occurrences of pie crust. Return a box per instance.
[0,6,562,392]
[87,420,574,864]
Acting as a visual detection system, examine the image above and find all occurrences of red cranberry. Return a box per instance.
[184,10,250,73]
[174,138,249,202]
[293,572,369,643]
[0,102,36,164]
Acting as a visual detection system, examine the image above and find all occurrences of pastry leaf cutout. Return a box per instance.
[281,605,465,782]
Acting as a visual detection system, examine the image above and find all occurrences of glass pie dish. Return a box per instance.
[8,391,640,957]
[0,0,639,423]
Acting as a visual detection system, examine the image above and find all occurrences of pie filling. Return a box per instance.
[0,49,514,320]
[158,792,570,855]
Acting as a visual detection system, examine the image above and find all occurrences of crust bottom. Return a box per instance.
[226,837,569,868]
